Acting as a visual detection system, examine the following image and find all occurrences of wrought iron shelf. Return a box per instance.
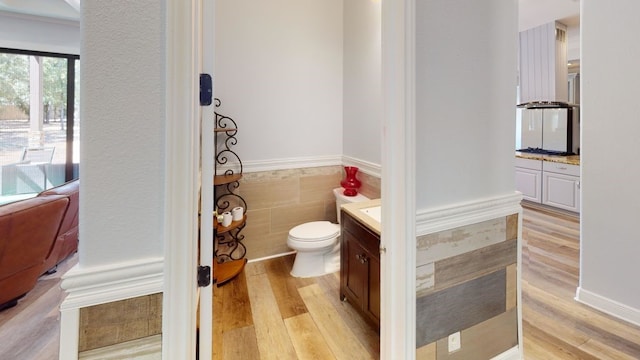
[213,259,247,286]
[215,127,237,133]
[214,173,242,186]
[213,98,248,270]
[215,214,247,234]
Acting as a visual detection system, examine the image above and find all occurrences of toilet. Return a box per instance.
[287,187,370,278]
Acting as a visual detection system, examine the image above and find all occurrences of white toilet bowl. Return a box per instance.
[287,188,370,278]
[287,221,340,278]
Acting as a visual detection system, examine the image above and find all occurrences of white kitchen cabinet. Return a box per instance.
[542,162,580,212]
[516,167,542,203]
[515,157,580,213]
[515,158,542,203]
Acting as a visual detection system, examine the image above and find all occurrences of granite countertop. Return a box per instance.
[515,151,580,166]
[341,198,381,235]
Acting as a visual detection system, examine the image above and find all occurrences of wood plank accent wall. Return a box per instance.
[434,308,518,360]
[416,213,519,358]
[416,269,506,346]
[78,293,162,352]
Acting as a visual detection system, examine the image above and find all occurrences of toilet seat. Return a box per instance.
[288,221,340,242]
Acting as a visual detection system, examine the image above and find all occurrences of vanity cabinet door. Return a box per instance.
[365,253,380,325]
[341,231,367,305]
[340,211,381,329]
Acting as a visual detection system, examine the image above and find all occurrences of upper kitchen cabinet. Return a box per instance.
[519,21,568,104]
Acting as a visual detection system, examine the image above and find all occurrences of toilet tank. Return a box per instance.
[333,187,369,223]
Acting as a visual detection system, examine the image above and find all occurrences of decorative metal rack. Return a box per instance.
[214,98,247,262]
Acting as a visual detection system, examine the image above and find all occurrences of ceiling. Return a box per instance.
[0,0,580,30]
[0,0,79,21]
[519,0,580,31]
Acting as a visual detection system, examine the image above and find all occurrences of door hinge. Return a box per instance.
[197,265,211,287]
[199,73,213,106]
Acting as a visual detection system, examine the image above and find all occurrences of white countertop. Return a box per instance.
[341,198,381,235]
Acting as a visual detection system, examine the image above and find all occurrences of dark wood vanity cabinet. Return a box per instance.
[340,211,380,329]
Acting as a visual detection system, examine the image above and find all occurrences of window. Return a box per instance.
[0,48,79,204]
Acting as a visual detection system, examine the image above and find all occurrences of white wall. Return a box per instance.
[0,13,79,54]
[214,0,343,164]
[566,24,580,61]
[79,0,165,266]
[343,0,382,166]
[578,0,640,319]
[415,0,517,209]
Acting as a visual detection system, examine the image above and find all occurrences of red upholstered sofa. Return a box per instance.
[40,180,79,273]
[0,179,79,310]
[0,195,69,310]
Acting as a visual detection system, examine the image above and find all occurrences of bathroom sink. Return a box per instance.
[359,205,381,223]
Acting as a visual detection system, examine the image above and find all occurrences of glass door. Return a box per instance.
[0,49,79,205]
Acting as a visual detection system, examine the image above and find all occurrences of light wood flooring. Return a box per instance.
[521,203,640,359]
[214,205,640,359]
[212,255,380,360]
[3,206,640,359]
[0,253,77,360]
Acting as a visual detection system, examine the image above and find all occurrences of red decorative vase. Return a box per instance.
[340,166,362,196]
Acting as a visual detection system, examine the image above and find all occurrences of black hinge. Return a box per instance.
[199,73,213,106]
[197,265,211,287]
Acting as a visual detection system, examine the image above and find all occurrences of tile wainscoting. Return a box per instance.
[235,165,381,260]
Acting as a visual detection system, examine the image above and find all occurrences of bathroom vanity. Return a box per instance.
[340,199,381,330]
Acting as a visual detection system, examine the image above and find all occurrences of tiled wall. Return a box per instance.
[231,165,380,260]
[415,214,519,359]
[78,293,163,352]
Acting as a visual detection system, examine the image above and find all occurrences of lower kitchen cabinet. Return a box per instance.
[515,157,543,203]
[515,167,542,202]
[340,211,380,329]
[542,162,580,212]
[515,157,580,213]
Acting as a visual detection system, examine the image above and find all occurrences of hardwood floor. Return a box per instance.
[0,253,77,360]
[216,206,640,359]
[521,203,640,359]
[212,255,380,360]
[3,206,640,359]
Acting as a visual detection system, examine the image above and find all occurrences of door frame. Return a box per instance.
[163,0,417,358]
[198,0,216,358]
[380,0,416,358]
[163,0,202,358]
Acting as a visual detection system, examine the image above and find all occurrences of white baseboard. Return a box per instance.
[575,287,640,327]
[490,346,522,360]
[416,192,523,235]
[79,334,162,360]
[248,250,296,263]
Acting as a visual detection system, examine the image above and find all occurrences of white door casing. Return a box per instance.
[198,0,216,358]
[163,0,202,358]
[381,0,416,358]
